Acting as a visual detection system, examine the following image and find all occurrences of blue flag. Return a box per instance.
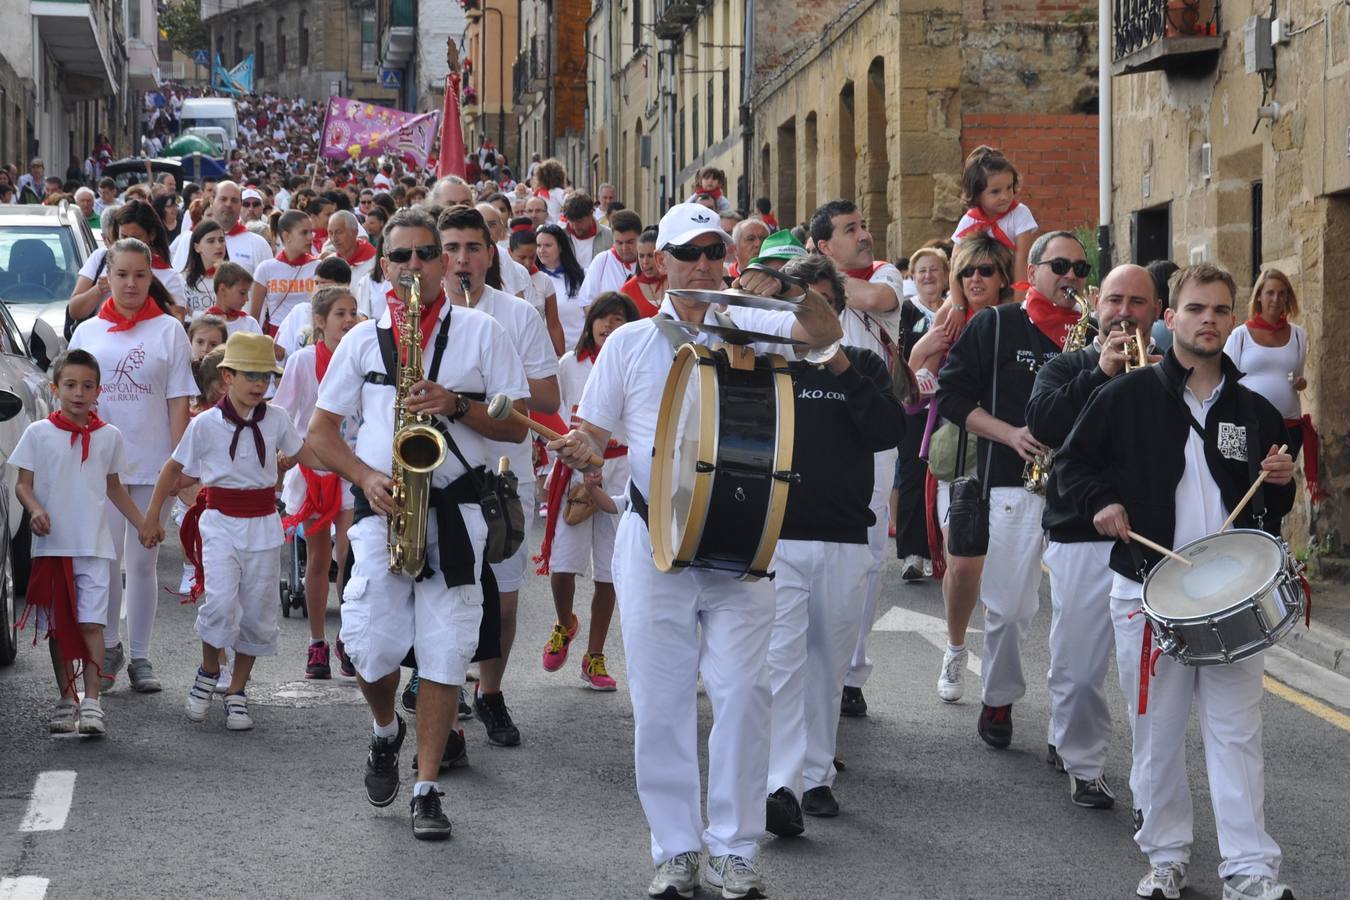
[212,53,254,95]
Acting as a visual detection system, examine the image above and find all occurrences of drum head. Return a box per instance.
[1144,530,1284,619]
[650,344,716,572]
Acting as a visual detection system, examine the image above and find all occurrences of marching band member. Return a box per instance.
[549,203,843,899]
[934,230,1088,748]
[763,255,905,835]
[1025,263,1161,809]
[1057,263,1295,900]
[306,207,529,841]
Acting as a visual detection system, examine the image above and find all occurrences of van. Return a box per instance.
[179,98,239,147]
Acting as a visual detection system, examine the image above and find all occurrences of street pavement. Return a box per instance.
[2,518,1349,900]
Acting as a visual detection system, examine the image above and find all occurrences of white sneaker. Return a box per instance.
[186,668,218,721]
[224,693,253,731]
[705,854,765,900]
[77,698,106,737]
[900,554,923,582]
[922,558,933,577]
[49,698,78,734]
[1137,862,1187,899]
[648,850,700,898]
[215,650,235,695]
[937,647,967,702]
[1223,874,1294,900]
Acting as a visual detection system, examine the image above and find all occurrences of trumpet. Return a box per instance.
[1120,319,1151,371]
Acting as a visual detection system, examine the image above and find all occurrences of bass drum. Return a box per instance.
[649,341,795,581]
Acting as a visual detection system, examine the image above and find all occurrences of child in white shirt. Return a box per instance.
[249,210,320,340]
[205,262,263,336]
[951,145,1039,293]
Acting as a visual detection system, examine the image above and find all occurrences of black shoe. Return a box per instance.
[458,685,473,720]
[412,728,470,774]
[801,785,840,818]
[765,787,805,837]
[833,757,846,772]
[401,671,419,715]
[840,686,867,717]
[364,715,405,807]
[1132,808,1144,832]
[335,638,356,678]
[473,688,521,747]
[410,789,452,841]
[1069,774,1116,810]
[1046,743,1065,772]
[977,703,1012,749]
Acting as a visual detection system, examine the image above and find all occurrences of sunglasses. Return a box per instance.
[239,371,274,384]
[386,244,441,264]
[664,242,727,263]
[1037,257,1092,278]
[958,264,999,279]
[242,200,262,207]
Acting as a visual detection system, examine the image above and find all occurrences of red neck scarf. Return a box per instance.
[315,341,335,382]
[704,187,723,200]
[727,261,742,280]
[277,249,315,266]
[1025,288,1081,349]
[386,288,448,354]
[1246,315,1288,332]
[48,410,106,462]
[343,239,377,266]
[635,271,664,285]
[611,247,635,272]
[205,305,248,321]
[311,229,328,253]
[844,261,884,281]
[151,255,172,270]
[533,187,550,199]
[98,297,163,332]
[226,222,247,237]
[954,201,1021,250]
[216,395,267,461]
[567,220,596,241]
[621,277,662,318]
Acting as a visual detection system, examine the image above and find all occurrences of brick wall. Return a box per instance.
[553,0,589,138]
[960,113,1098,232]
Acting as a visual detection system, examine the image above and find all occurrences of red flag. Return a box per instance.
[437,72,467,179]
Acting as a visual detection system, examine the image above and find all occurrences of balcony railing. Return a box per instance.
[1113,0,1223,75]
[653,0,699,40]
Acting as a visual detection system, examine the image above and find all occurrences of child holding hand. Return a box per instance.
[140,333,322,731]
[13,350,146,736]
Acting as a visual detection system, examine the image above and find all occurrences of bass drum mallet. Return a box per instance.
[486,393,604,469]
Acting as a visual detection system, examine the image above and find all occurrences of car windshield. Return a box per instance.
[0,225,81,304]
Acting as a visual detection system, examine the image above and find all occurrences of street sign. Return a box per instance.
[379,68,403,90]
[192,49,209,66]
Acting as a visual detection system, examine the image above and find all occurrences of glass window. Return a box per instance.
[0,225,82,304]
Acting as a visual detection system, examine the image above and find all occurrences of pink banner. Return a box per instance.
[319,98,440,167]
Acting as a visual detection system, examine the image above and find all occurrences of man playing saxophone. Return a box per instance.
[1024,263,1161,812]
[307,207,530,842]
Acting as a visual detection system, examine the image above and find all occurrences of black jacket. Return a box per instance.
[935,303,1060,489]
[1026,343,1111,542]
[1056,350,1294,581]
[781,347,906,544]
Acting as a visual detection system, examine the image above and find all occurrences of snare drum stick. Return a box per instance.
[486,393,605,469]
[1219,443,1289,532]
[1125,530,1193,567]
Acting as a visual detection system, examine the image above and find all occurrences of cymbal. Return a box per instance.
[667,288,803,312]
[671,319,806,347]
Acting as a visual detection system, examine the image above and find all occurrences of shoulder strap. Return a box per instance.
[1236,385,1266,525]
[427,305,454,383]
[365,326,398,385]
[1152,364,1206,441]
[979,306,1000,501]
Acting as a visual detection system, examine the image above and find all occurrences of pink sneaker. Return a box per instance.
[581,653,617,691]
[541,615,579,672]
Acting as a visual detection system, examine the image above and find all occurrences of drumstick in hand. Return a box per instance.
[1125,530,1193,567]
[486,393,604,469]
[1220,443,1289,533]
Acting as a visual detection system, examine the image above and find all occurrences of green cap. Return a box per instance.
[750,229,806,267]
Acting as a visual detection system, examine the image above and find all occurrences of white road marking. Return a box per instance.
[1265,644,1350,711]
[0,877,49,900]
[873,607,983,677]
[18,771,76,833]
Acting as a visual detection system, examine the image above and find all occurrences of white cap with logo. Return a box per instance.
[241,188,263,202]
[656,202,733,251]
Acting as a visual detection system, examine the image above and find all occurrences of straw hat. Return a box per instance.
[220,332,284,376]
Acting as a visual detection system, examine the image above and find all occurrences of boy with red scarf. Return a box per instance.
[14,350,147,737]
[140,333,318,732]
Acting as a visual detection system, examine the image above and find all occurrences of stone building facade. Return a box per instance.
[514,0,588,184]
[1109,0,1350,555]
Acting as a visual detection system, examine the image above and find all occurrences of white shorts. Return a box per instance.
[488,538,529,593]
[196,525,282,657]
[936,479,952,524]
[339,511,487,686]
[281,467,355,518]
[548,509,619,582]
[33,556,110,632]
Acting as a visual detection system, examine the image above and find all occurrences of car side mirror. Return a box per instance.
[29,318,59,372]
[0,390,22,423]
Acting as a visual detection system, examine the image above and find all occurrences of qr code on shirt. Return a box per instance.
[1217,422,1247,462]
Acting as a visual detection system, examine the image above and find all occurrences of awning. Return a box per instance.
[30,1,116,95]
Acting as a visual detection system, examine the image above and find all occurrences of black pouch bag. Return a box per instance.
[946,308,1000,558]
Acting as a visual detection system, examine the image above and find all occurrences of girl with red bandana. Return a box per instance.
[951,146,1039,298]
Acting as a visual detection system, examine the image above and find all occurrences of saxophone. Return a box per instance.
[1022,287,1095,494]
[387,274,449,576]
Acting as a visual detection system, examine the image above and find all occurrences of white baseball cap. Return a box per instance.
[656,202,732,250]
[241,188,263,202]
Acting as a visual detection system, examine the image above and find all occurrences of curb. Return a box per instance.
[1282,619,1350,679]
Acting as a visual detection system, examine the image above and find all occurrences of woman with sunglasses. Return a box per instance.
[933,230,1089,749]
[69,238,199,694]
[536,224,588,350]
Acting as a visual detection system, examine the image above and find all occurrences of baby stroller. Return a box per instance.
[280,528,355,618]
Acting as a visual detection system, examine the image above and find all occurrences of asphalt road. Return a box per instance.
[2,517,1348,900]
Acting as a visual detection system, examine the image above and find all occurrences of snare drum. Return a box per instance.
[648,341,795,581]
[1142,529,1305,666]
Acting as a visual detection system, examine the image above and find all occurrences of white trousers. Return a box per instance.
[195,514,282,657]
[611,510,774,865]
[845,447,897,688]
[767,540,872,798]
[1110,595,1281,880]
[1044,540,1116,778]
[103,483,170,658]
[979,487,1045,708]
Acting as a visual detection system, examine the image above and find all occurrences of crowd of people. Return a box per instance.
[10,93,1318,900]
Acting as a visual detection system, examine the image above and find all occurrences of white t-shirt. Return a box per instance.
[558,350,630,489]
[523,270,554,319]
[540,187,565,224]
[570,233,598,270]
[578,248,636,307]
[275,302,313,358]
[951,203,1038,246]
[1224,323,1307,419]
[181,274,215,319]
[470,286,560,485]
[252,255,321,334]
[170,226,274,275]
[221,314,263,337]
[577,297,795,501]
[69,312,198,484]
[495,245,531,297]
[172,405,303,551]
[840,306,902,373]
[9,419,126,559]
[316,302,530,487]
[79,248,187,308]
[356,275,391,321]
[542,268,587,350]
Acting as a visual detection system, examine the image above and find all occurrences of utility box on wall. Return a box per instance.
[1244,17,1274,74]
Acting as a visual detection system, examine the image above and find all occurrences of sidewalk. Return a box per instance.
[1282,574,1350,678]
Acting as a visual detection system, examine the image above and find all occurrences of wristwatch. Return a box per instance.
[448,394,471,421]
